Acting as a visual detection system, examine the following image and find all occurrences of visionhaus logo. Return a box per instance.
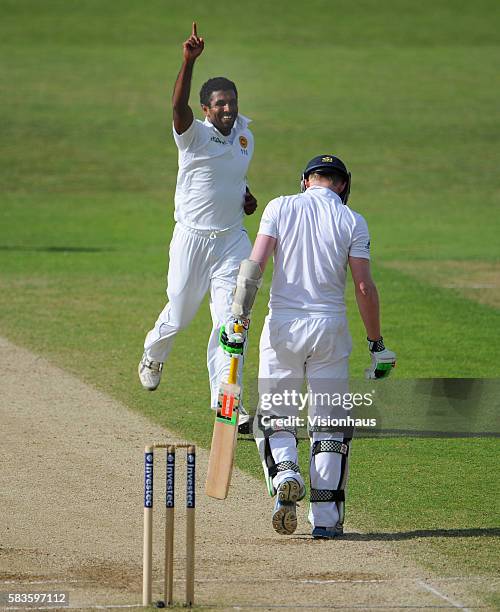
[259,414,378,428]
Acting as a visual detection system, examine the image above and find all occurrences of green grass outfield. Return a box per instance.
[1,0,499,585]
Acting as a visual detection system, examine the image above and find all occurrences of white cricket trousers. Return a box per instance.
[144,223,251,407]
[257,314,352,528]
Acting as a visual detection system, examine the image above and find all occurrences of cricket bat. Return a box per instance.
[205,330,242,500]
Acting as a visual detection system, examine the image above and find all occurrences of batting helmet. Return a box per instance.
[301,154,351,204]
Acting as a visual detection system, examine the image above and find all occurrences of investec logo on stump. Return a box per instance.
[166,451,175,508]
[186,453,196,509]
[144,452,154,508]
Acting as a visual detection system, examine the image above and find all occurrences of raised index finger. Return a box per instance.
[192,22,198,37]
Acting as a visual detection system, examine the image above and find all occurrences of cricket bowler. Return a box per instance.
[138,23,257,431]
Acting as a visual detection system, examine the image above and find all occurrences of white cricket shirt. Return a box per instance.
[258,186,371,315]
[172,115,254,231]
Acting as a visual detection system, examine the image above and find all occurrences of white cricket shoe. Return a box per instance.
[272,497,297,535]
[238,405,251,433]
[138,353,163,391]
[272,478,306,536]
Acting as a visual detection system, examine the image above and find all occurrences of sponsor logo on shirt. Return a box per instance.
[365,240,371,251]
[210,135,227,145]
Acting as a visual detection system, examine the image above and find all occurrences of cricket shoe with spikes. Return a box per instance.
[237,405,251,434]
[138,353,163,391]
[312,524,344,539]
[272,478,305,536]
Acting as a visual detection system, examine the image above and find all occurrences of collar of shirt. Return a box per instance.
[203,114,252,144]
[306,185,343,204]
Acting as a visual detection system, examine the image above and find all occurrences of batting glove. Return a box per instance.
[365,337,396,380]
[219,319,249,355]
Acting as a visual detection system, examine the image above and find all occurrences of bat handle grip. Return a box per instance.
[228,355,239,385]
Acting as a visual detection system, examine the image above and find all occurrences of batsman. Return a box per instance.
[220,154,396,538]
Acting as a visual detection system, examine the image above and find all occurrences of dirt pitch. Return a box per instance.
[0,336,492,611]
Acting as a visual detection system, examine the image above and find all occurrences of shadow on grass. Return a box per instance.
[290,528,500,541]
[340,528,500,541]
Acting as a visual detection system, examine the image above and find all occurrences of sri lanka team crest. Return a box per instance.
[239,136,248,149]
